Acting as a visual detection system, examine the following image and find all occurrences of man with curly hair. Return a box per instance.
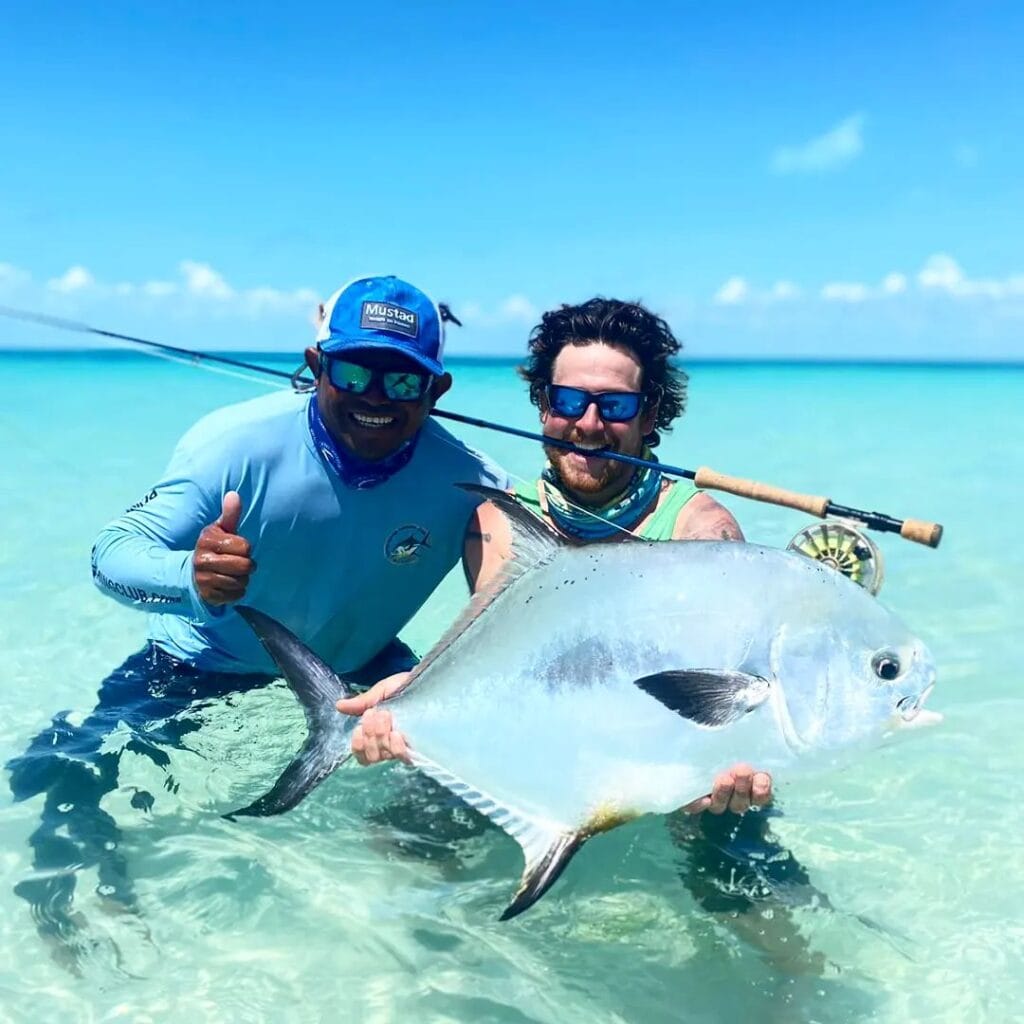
[467,298,770,818]
[480,295,745,547]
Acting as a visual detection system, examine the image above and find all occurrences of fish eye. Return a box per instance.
[872,651,901,682]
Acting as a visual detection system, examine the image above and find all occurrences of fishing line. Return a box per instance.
[0,305,297,382]
[109,338,289,389]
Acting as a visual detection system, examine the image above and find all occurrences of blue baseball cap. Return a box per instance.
[315,275,445,375]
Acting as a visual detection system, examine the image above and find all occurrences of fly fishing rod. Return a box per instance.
[430,409,942,548]
[0,305,943,548]
[0,306,297,382]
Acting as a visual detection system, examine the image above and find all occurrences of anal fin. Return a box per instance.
[410,752,586,920]
[500,829,587,921]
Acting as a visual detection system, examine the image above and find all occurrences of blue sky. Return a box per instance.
[1,1,1022,359]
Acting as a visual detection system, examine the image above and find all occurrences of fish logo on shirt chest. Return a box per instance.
[385,524,431,565]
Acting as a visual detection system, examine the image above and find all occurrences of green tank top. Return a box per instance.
[513,477,700,541]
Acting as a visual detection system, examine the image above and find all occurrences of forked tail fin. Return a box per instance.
[235,605,590,917]
[228,606,358,817]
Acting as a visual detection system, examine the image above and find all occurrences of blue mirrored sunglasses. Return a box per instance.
[546,384,644,423]
[321,355,432,401]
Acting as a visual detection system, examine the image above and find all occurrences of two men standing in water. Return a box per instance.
[8,274,788,960]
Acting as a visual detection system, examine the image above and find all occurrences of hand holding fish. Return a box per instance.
[192,491,255,606]
[337,673,413,765]
[681,764,773,815]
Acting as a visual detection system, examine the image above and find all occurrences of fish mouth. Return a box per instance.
[892,680,942,730]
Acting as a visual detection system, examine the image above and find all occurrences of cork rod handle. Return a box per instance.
[694,466,945,549]
[693,467,831,518]
[899,518,944,549]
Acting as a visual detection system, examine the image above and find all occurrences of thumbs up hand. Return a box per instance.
[192,491,255,606]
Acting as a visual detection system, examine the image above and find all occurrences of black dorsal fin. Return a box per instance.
[457,483,565,561]
[399,486,566,687]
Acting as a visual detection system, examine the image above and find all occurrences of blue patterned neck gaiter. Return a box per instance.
[541,448,663,540]
[307,396,419,490]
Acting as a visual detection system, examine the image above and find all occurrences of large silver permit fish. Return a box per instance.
[234,485,939,919]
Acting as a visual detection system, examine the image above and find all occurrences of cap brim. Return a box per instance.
[319,337,444,376]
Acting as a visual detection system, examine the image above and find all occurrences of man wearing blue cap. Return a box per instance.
[7,275,507,959]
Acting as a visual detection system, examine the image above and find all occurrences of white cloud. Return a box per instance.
[497,294,538,323]
[48,265,95,293]
[771,113,865,174]
[714,256,1024,308]
[769,280,801,302]
[821,281,870,303]
[712,278,799,305]
[0,258,324,322]
[882,272,908,295]
[176,262,318,314]
[918,253,963,291]
[241,285,319,314]
[713,276,750,305]
[142,280,178,298]
[180,260,234,300]
[917,253,1024,299]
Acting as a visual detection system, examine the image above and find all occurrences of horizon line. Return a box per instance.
[0,347,1022,370]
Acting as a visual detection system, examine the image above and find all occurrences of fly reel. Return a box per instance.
[787,520,885,595]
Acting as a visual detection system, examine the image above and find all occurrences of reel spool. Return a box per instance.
[787,519,885,595]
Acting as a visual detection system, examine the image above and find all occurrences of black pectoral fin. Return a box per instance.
[633,669,771,727]
[500,831,588,921]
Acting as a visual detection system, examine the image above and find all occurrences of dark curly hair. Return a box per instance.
[519,297,688,448]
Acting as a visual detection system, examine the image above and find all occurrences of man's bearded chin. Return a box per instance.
[546,446,621,497]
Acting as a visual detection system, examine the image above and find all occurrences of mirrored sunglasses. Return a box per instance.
[323,356,432,401]
[546,384,644,423]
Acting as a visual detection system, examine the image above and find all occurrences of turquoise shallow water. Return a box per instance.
[1,351,1023,1022]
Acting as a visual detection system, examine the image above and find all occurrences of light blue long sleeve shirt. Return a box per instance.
[91,389,509,675]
